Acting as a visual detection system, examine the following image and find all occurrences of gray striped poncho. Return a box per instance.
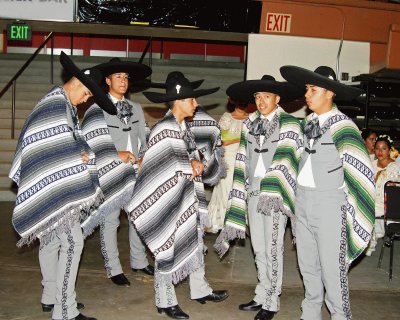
[9,87,103,246]
[126,110,207,286]
[188,106,226,186]
[81,104,137,236]
[214,107,303,256]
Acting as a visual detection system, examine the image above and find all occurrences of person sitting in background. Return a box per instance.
[366,134,400,256]
[361,128,377,162]
[207,97,248,233]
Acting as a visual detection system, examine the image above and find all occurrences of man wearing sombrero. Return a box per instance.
[126,72,228,319]
[214,75,303,320]
[82,57,155,287]
[9,52,116,320]
[280,65,375,320]
[143,70,226,187]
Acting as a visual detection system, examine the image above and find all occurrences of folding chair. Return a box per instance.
[377,180,400,280]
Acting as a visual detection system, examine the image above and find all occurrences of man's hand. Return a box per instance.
[81,152,90,164]
[118,151,136,164]
[191,159,204,177]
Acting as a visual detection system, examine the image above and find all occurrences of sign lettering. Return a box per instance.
[265,13,292,33]
[7,22,32,41]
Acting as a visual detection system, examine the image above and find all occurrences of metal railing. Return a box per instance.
[0,33,154,139]
[0,32,54,139]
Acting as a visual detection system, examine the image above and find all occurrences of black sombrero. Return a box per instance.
[280,65,363,100]
[226,75,304,104]
[94,57,152,81]
[59,52,117,115]
[143,72,219,103]
[131,71,204,92]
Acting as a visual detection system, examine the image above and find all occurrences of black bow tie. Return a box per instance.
[116,100,133,123]
[250,118,270,136]
[304,118,321,140]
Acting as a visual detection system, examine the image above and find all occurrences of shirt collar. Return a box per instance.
[313,110,333,126]
[108,94,125,104]
[260,109,276,121]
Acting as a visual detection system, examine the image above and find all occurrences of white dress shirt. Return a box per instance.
[109,94,133,153]
[298,111,333,187]
[254,110,277,178]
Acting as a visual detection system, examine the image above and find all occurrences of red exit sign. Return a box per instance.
[265,13,292,33]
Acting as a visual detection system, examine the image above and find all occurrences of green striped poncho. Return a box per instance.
[312,105,375,264]
[214,106,302,256]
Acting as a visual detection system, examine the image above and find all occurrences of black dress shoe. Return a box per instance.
[71,313,97,320]
[157,305,189,319]
[195,290,229,304]
[110,273,130,286]
[52,313,96,320]
[132,264,154,276]
[239,300,262,311]
[254,309,276,320]
[42,302,85,312]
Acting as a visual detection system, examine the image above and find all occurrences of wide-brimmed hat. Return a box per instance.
[139,71,204,89]
[143,72,219,103]
[226,75,304,104]
[280,65,363,100]
[94,57,152,81]
[60,52,116,115]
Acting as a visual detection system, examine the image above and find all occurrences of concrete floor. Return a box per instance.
[1,201,400,320]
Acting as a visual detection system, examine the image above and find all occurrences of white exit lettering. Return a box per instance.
[265,13,292,33]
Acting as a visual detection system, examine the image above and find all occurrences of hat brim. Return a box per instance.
[143,87,220,103]
[280,65,363,100]
[95,61,152,80]
[226,79,304,104]
[146,79,204,89]
[60,52,117,115]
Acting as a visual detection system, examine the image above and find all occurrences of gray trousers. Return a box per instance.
[39,222,83,320]
[248,178,287,312]
[100,209,148,277]
[154,264,212,308]
[295,186,351,320]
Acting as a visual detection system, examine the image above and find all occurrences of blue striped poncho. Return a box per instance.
[81,104,137,236]
[214,106,303,256]
[126,110,207,286]
[9,87,103,246]
[188,106,226,186]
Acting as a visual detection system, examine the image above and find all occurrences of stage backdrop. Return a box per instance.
[0,0,75,22]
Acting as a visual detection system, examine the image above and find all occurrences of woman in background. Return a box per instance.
[366,135,400,256]
[207,98,248,233]
[361,128,377,162]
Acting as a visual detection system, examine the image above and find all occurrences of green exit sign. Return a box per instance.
[7,22,32,41]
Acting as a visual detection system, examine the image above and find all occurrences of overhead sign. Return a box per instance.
[7,22,32,41]
[265,13,292,33]
[0,0,75,22]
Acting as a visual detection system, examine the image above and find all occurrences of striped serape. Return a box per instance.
[126,110,206,286]
[310,105,375,264]
[81,104,137,236]
[214,106,303,256]
[188,106,226,186]
[9,87,103,246]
